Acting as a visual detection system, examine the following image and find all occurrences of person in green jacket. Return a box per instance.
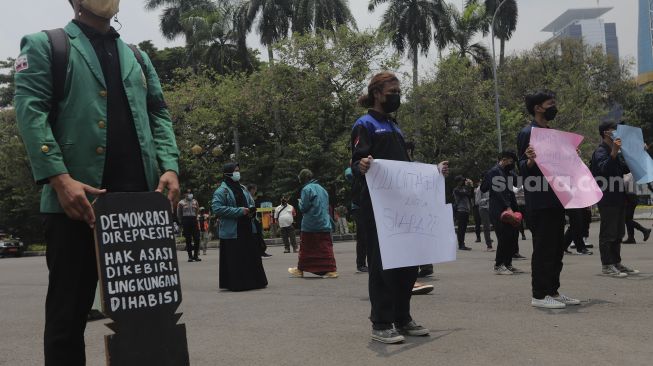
[288,169,339,279]
[14,1,179,364]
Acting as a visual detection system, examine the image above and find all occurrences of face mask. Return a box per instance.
[381,93,401,114]
[187,194,193,200]
[504,163,515,172]
[281,200,287,205]
[231,172,241,182]
[80,0,120,19]
[543,106,558,121]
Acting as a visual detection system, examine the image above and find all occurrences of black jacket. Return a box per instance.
[590,142,630,207]
[517,121,563,211]
[481,164,518,223]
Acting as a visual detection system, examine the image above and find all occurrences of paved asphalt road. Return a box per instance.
[1,222,653,366]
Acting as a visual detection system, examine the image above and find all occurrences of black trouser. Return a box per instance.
[517,205,528,237]
[598,205,625,265]
[625,199,647,240]
[281,226,297,251]
[530,208,566,299]
[564,209,586,251]
[182,216,200,259]
[494,220,518,267]
[582,208,591,238]
[353,210,367,268]
[254,219,267,255]
[43,214,98,366]
[473,206,481,241]
[455,211,469,248]
[362,208,417,330]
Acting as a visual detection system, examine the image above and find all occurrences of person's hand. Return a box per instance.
[611,138,622,157]
[438,161,450,177]
[242,208,250,216]
[359,155,374,174]
[156,171,180,209]
[526,145,536,167]
[50,174,106,228]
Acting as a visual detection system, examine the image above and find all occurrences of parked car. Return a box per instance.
[0,232,24,257]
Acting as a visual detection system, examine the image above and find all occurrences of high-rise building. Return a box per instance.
[638,0,653,85]
[542,8,619,60]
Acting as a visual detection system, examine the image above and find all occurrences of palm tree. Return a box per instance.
[467,0,518,66]
[368,0,448,91]
[241,0,294,64]
[292,0,357,36]
[144,0,216,41]
[440,3,491,69]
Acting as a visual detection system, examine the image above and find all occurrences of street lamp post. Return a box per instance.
[491,0,507,152]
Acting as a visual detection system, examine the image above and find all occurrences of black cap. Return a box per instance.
[599,121,617,138]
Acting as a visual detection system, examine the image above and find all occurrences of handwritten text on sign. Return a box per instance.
[367,159,457,270]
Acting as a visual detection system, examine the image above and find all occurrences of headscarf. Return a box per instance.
[223,163,247,207]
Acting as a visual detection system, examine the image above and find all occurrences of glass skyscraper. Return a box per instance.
[639,0,653,85]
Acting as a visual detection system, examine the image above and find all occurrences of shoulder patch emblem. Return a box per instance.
[15,55,28,72]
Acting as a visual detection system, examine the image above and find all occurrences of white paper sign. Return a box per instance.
[366,159,457,270]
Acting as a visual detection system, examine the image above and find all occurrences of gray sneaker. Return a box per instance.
[371,328,405,344]
[602,265,628,278]
[494,265,513,275]
[397,320,430,336]
[616,263,640,275]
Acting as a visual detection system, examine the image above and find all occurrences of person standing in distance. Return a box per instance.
[178,189,201,262]
[14,1,180,364]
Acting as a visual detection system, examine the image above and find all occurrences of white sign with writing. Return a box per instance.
[367,159,457,270]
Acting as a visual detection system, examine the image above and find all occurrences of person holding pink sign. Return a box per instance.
[517,90,581,309]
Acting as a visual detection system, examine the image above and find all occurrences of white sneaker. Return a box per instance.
[531,296,566,309]
[602,265,628,278]
[553,293,581,306]
[616,264,640,275]
[494,265,513,275]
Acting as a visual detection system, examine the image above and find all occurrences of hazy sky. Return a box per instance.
[0,0,639,73]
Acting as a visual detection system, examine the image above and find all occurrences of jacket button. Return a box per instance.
[98,120,106,129]
[99,90,107,97]
[41,145,49,153]
[96,147,105,155]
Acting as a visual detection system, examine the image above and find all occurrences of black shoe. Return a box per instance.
[474,239,481,243]
[262,253,273,258]
[564,250,572,255]
[194,257,202,262]
[417,269,434,278]
[357,266,369,273]
[458,246,472,251]
[585,244,594,248]
[644,229,651,242]
[188,258,195,262]
[577,248,593,255]
[623,238,637,244]
[513,253,526,260]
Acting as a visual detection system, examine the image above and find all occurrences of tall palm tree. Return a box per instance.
[144,0,216,41]
[292,0,357,36]
[441,3,491,68]
[467,0,518,66]
[241,0,294,64]
[368,0,448,90]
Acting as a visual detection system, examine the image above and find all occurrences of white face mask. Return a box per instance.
[231,172,241,182]
[80,0,120,19]
[187,194,193,200]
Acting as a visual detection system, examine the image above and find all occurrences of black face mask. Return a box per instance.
[281,200,287,205]
[381,93,401,114]
[504,163,515,172]
[543,106,558,121]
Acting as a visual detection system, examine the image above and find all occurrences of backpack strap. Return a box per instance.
[43,29,70,122]
[127,44,147,80]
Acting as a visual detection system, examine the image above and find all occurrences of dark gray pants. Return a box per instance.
[479,208,493,247]
[598,205,625,266]
[281,226,297,251]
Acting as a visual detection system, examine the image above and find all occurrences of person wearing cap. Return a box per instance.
[590,122,640,277]
[288,169,338,279]
[14,1,179,363]
[212,163,268,291]
[481,151,522,275]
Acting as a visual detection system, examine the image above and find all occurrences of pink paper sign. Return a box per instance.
[530,127,603,209]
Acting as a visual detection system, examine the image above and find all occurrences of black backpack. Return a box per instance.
[43,28,147,120]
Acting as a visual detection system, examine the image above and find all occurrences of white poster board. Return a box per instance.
[366,159,457,270]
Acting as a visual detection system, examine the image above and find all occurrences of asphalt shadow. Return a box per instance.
[367,328,464,357]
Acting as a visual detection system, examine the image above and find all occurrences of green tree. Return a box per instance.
[468,0,518,66]
[0,58,16,108]
[292,0,357,36]
[368,0,448,91]
[440,2,491,70]
[241,0,293,64]
[144,0,216,41]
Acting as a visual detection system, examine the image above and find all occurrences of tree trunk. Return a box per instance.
[412,48,419,91]
[499,38,506,67]
[267,46,275,65]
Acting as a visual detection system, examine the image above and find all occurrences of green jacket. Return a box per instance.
[211,181,255,240]
[14,22,179,213]
[299,180,332,233]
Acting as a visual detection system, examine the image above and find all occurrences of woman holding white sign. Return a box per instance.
[352,72,449,344]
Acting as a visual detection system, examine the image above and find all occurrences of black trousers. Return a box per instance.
[564,209,586,251]
[362,208,417,330]
[598,205,625,265]
[182,216,200,259]
[494,220,518,267]
[473,206,481,240]
[281,226,297,251]
[43,214,98,366]
[625,199,647,240]
[353,210,367,268]
[455,211,469,248]
[530,208,566,299]
[582,208,591,238]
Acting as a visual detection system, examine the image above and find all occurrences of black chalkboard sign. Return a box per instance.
[94,192,189,366]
